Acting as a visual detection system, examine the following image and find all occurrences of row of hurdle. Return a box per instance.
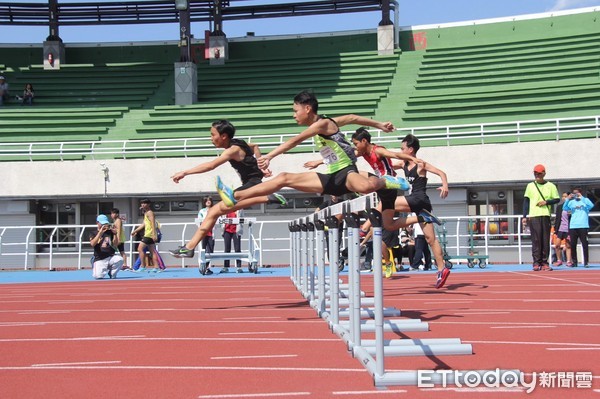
[288,192,476,386]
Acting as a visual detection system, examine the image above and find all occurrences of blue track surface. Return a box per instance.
[0,263,596,284]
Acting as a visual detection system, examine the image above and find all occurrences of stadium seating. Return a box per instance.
[1,9,600,160]
[395,32,600,127]
[134,51,397,138]
[10,62,172,108]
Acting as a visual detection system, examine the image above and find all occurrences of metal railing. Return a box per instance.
[0,115,598,161]
[1,213,598,271]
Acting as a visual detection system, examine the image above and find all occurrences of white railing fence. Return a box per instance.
[0,115,598,161]
[1,213,598,271]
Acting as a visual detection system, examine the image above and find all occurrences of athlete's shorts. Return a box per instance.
[377,189,397,211]
[117,242,125,253]
[406,192,432,213]
[382,228,400,247]
[234,177,262,193]
[141,237,155,245]
[317,164,358,197]
[365,172,397,211]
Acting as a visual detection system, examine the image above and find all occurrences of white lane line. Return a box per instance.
[198,392,310,398]
[0,319,323,327]
[222,317,282,320]
[466,340,600,347]
[0,337,340,343]
[32,361,121,367]
[332,390,407,395]
[490,325,556,329]
[546,347,600,351]
[218,331,284,336]
[487,291,533,294]
[211,354,297,360]
[0,365,364,372]
[19,311,71,315]
[434,321,600,327]
[508,271,600,287]
[454,312,510,315]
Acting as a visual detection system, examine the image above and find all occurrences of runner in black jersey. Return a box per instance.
[169,120,286,258]
[386,134,451,289]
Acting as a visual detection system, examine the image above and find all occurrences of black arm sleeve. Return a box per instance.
[546,198,560,206]
[554,204,562,231]
[523,197,530,218]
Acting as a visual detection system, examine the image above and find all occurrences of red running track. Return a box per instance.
[0,269,598,399]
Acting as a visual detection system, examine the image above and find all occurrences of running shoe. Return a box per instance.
[385,262,394,279]
[541,264,553,271]
[418,209,442,225]
[221,267,229,273]
[267,193,287,206]
[204,268,214,275]
[435,267,451,289]
[383,175,410,191]
[236,267,243,273]
[216,176,237,207]
[532,263,541,271]
[553,260,562,267]
[169,246,195,258]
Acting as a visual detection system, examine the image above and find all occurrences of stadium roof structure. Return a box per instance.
[0,0,391,26]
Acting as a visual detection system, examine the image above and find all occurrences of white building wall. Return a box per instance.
[1,139,598,199]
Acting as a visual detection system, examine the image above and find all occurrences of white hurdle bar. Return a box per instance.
[289,192,474,386]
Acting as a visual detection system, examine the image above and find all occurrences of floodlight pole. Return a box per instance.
[379,0,392,26]
[47,0,61,41]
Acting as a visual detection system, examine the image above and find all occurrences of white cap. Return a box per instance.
[0,76,5,80]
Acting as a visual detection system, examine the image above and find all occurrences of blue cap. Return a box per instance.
[96,214,110,225]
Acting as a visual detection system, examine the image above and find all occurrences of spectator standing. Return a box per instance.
[197,196,216,275]
[110,208,128,270]
[0,76,9,106]
[552,192,572,266]
[131,198,161,272]
[219,209,243,273]
[563,188,594,268]
[411,220,432,271]
[522,164,560,271]
[90,214,123,279]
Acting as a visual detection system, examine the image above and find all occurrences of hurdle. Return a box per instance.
[289,193,474,386]
[198,217,260,275]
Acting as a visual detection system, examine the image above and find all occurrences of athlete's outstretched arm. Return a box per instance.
[258,121,326,170]
[332,114,395,133]
[303,159,324,170]
[171,146,236,183]
[374,146,423,164]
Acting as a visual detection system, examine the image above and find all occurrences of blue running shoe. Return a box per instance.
[216,176,237,207]
[419,209,442,225]
[383,175,410,191]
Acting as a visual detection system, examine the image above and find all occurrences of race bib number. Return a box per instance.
[319,146,338,165]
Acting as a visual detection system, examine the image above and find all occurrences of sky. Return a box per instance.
[1,0,600,44]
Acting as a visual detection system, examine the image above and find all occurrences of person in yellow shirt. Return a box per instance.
[131,199,160,272]
[522,164,560,271]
